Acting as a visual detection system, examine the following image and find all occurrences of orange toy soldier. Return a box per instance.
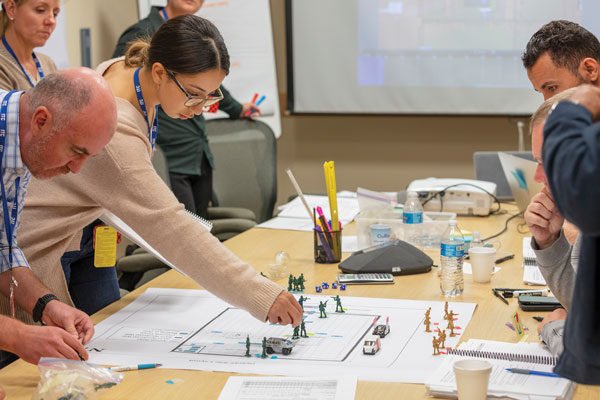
[432,336,440,355]
[438,329,447,348]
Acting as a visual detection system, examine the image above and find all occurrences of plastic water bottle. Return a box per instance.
[440,220,464,296]
[470,231,483,249]
[403,191,423,248]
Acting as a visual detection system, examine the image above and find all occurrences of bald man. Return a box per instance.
[0,67,116,368]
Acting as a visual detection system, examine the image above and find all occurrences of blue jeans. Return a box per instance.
[60,220,120,316]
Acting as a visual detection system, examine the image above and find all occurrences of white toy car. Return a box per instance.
[266,337,294,355]
[362,335,381,355]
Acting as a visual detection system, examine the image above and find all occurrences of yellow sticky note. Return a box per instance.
[94,226,118,268]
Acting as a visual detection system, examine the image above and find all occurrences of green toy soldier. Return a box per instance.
[288,274,294,292]
[261,337,268,358]
[319,301,328,318]
[298,295,309,310]
[300,320,308,338]
[245,335,251,357]
[292,325,300,339]
[293,276,299,292]
[298,273,306,291]
[331,295,344,313]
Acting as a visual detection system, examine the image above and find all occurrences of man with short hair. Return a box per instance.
[523,20,600,100]
[0,67,117,368]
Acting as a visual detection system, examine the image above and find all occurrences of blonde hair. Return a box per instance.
[0,0,24,37]
[123,37,151,68]
[529,87,578,135]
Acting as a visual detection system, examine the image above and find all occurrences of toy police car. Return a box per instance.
[265,337,294,355]
[373,323,390,338]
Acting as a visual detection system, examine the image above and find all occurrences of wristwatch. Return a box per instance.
[32,294,58,324]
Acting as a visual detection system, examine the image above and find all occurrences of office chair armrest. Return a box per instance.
[207,207,256,222]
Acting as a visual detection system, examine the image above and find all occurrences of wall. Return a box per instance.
[269,1,531,206]
[63,1,532,207]
[64,0,138,68]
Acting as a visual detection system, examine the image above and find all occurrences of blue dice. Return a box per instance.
[315,286,322,293]
[340,284,346,291]
[332,282,338,289]
[321,282,329,289]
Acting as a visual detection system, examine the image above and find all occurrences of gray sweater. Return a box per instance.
[530,231,580,357]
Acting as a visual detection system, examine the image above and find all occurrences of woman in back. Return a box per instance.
[0,0,59,90]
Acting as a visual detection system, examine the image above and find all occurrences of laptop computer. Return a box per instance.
[498,152,544,212]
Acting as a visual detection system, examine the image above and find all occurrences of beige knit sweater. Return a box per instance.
[0,59,283,324]
[0,44,57,90]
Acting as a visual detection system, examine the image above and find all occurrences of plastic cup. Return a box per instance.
[453,359,492,400]
[369,224,391,246]
[468,247,496,283]
[314,229,342,263]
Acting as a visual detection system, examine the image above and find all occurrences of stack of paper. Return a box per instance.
[426,339,574,400]
[258,193,360,231]
[522,237,546,285]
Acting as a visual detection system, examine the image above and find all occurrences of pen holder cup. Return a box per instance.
[313,228,342,264]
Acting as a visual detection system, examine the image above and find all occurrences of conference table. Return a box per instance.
[0,205,598,399]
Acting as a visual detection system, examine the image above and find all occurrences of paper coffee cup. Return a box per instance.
[453,359,492,400]
[468,247,496,283]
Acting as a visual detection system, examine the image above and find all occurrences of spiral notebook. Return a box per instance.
[522,236,547,285]
[425,339,574,400]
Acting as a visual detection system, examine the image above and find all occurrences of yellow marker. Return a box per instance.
[94,226,118,268]
[323,161,339,231]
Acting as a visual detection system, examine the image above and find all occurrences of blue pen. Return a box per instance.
[249,95,266,117]
[109,363,162,372]
[506,368,560,378]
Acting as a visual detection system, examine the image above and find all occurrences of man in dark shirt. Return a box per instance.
[542,84,600,384]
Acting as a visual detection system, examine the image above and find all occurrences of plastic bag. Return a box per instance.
[32,358,123,400]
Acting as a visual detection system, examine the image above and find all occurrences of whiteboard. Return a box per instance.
[137,0,281,137]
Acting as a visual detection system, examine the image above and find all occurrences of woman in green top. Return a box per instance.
[113,0,261,218]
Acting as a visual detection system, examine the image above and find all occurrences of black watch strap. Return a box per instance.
[32,294,58,324]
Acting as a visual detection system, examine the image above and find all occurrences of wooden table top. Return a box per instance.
[1,205,597,399]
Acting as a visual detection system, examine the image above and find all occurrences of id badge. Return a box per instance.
[93,225,118,268]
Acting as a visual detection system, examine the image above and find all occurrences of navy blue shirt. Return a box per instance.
[543,100,600,384]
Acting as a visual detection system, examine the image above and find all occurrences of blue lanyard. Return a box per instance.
[0,91,21,266]
[1,37,44,88]
[161,7,168,20]
[133,68,158,151]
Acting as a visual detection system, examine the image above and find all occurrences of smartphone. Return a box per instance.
[518,295,563,311]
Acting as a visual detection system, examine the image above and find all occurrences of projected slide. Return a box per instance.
[358,0,583,88]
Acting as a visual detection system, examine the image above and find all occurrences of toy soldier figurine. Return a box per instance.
[261,337,268,358]
[432,336,440,355]
[438,329,447,348]
[245,335,251,357]
[292,325,300,339]
[424,312,431,332]
[298,273,306,291]
[444,301,449,319]
[331,295,344,313]
[319,301,328,318]
[300,320,308,338]
[298,295,309,310]
[288,274,294,292]
[447,318,456,337]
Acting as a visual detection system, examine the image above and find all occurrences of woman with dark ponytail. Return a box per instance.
[15,15,303,329]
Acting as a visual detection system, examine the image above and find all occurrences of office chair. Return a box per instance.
[473,151,535,200]
[205,118,278,240]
